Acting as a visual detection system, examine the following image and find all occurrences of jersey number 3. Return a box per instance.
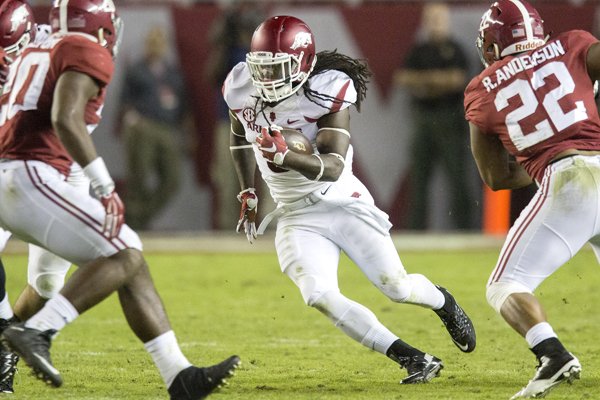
[494,61,588,151]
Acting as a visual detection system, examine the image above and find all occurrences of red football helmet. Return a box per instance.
[49,0,123,57]
[476,0,545,67]
[246,15,317,102]
[0,0,36,60]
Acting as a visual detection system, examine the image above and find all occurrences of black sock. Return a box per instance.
[386,338,423,364]
[531,337,567,358]
[0,257,6,302]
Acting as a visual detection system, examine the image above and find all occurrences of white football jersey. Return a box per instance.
[223,62,357,204]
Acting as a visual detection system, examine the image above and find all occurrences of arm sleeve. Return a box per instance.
[52,37,114,87]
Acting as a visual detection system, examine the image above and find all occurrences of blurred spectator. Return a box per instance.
[120,26,190,230]
[394,2,475,231]
[205,2,268,230]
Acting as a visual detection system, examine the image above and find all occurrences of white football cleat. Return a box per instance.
[510,353,581,399]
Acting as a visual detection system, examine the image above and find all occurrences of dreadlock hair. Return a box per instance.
[304,50,371,112]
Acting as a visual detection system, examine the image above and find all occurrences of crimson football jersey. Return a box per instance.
[464,30,600,182]
[0,33,114,176]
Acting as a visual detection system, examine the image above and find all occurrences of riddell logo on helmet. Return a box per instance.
[515,42,539,52]
[290,32,312,50]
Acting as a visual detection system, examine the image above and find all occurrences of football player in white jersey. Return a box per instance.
[223,15,476,384]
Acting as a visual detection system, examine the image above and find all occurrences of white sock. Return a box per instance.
[144,330,192,388]
[361,326,399,355]
[526,322,557,348]
[0,293,13,320]
[24,294,79,332]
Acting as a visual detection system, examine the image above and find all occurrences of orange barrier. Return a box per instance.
[482,186,511,234]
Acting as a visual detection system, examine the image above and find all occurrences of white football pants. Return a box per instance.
[488,155,600,308]
[275,198,443,354]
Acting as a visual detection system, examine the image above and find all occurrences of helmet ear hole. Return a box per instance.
[493,43,501,62]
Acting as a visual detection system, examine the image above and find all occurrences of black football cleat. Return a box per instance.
[0,318,18,393]
[168,355,241,400]
[510,352,581,399]
[398,353,443,384]
[1,323,61,387]
[434,286,476,353]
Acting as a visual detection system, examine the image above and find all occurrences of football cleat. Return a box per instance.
[0,318,18,393]
[1,323,61,387]
[434,286,476,353]
[168,355,241,400]
[510,352,581,399]
[398,353,443,384]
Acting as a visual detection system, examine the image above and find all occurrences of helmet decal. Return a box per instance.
[479,7,502,33]
[290,32,312,50]
[10,4,29,33]
[510,0,535,44]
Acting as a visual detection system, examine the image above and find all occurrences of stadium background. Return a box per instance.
[29,1,599,232]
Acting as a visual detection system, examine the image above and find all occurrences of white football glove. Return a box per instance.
[236,188,258,243]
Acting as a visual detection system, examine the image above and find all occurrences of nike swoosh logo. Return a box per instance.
[287,119,299,124]
[452,339,469,352]
[320,185,332,195]
[33,352,60,376]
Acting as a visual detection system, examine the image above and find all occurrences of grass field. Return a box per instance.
[2,245,600,399]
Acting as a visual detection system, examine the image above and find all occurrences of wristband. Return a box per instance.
[83,157,115,196]
[312,154,324,181]
[329,153,346,164]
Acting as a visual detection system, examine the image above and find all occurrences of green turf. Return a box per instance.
[2,247,599,399]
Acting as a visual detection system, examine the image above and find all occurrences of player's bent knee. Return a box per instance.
[379,273,422,303]
[486,281,532,313]
[34,273,65,299]
[113,248,145,273]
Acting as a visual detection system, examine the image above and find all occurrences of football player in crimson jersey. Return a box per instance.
[0,1,240,397]
[224,15,476,384]
[0,0,56,393]
[0,1,122,393]
[465,0,600,397]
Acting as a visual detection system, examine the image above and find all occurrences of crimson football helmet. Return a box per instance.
[0,0,35,60]
[49,0,123,58]
[246,15,317,102]
[476,0,545,67]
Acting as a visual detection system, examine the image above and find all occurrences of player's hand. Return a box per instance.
[237,188,258,243]
[99,191,125,239]
[256,125,289,166]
